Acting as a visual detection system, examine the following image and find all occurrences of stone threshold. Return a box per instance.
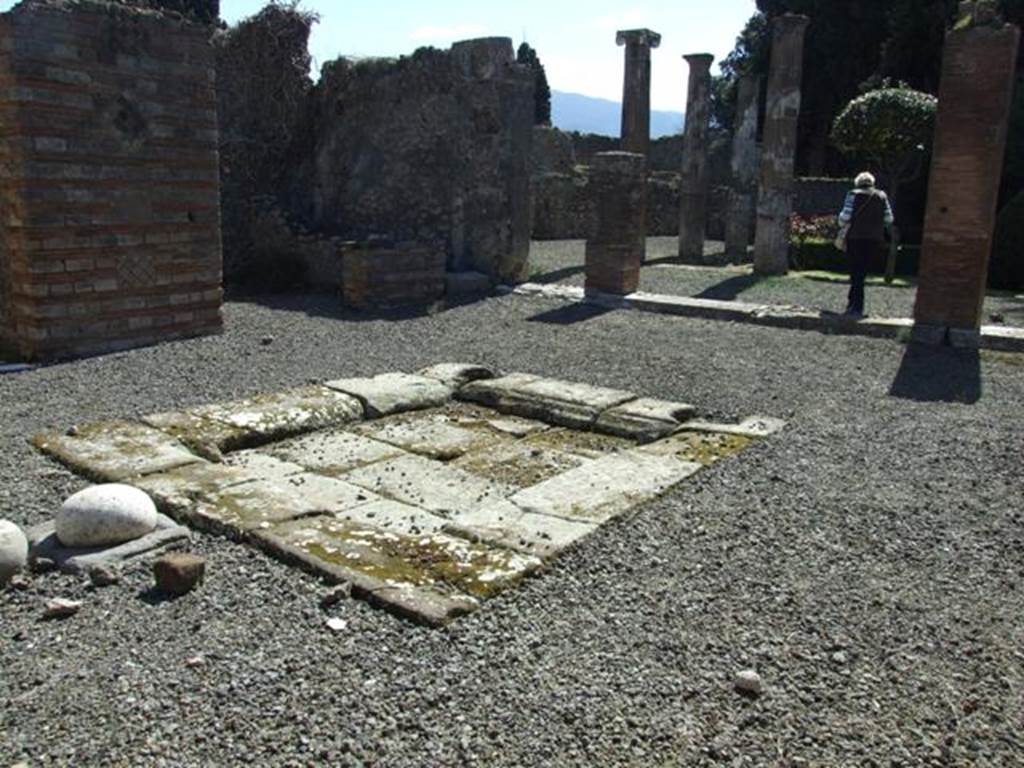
[506,283,1024,353]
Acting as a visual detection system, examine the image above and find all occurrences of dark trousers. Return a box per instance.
[846,238,878,313]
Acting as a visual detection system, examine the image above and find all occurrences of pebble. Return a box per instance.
[43,598,82,620]
[185,655,207,668]
[326,617,348,632]
[88,564,122,587]
[153,553,206,596]
[734,669,762,696]
[56,484,158,548]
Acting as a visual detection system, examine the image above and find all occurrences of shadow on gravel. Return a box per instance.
[137,588,184,606]
[694,274,764,301]
[889,343,982,404]
[527,303,614,325]
[528,264,585,284]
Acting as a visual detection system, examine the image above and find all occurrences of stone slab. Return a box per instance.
[280,472,380,515]
[132,461,262,517]
[445,500,598,560]
[523,428,637,460]
[459,373,635,429]
[253,515,540,625]
[28,514,190,575]
[637,430,755,466]
[677,415,786,438]
[187,480,322,538]
[979,324,1024,352]
[224,451,307,483]
[350,410,510,461]
[342,453,515,518]
[263,429,406,476]
[140,410,248,461]
[331,499,449,536]
[192,386,364,447]
[452,441,585,489]
[31,421,203,483]
[416,362,496,389]
[594,397,698,442]
[324,372,451,418]
[510,451,701,524]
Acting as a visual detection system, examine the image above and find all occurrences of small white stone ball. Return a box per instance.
[0,519,29,584]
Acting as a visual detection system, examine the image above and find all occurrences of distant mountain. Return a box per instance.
[551,90,684,138]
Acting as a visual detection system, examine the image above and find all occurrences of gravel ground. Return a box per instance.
[530,238,1024,326]
[2,285,1023,767]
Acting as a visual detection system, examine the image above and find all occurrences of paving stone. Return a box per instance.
[141,410,248,460]
[253,515,540,625]
[416,362,496,389]
[458,373,636,429]
[193,386,364,446]
[523,428,637,460]
[594,397,698,442]
[677,415,786,438]
[445,500,598,560]
[452,441,585,488]
[224,451,307,483]
[279,473,380,514]
[331,499,449,536]
[342,453,515,518]
[510,451,702,524]
[27,514,191,575]
[264,429,406,476]
[482,414,553,438]
[324,372,451,418]
[188,480,321,537]
[351,410,509,460]
[132,461,261,517]
[31,421,203,482]
[638,430,755,466]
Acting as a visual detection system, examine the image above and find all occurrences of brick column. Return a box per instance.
[913,8,1020,341]
[0,2,223,361]
[753,14,809,276]
[616,29,662,158]
[725,75,761,261]
[585,152,646,295]
[678,54,715,262]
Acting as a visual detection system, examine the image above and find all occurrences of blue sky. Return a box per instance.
[1,1,758,112]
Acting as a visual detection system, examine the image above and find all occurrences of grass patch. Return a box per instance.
[793,270,914,288]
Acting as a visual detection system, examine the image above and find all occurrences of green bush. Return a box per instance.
[990,190,1024,290]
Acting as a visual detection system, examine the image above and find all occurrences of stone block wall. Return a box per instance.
[341,242,446,309]
[299,39,534,285]
[0,0,222,360]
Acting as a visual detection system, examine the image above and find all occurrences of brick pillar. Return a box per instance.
[616,29,662,158]
[678,54,715,262]
[753,14,809,276]
[585,152,646,295]
[725,75,761,261]
[0,2,223,361]
[913,9,1020,340]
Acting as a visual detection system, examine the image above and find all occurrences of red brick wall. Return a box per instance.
[0,1,223,360]
[914,23,1020,331]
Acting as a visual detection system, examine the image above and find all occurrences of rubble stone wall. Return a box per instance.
[0,0,223,360]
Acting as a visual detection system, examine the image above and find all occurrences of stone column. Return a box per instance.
[585,152,646,295]
[616,29,662,157]
[725,75,761,261]
[913,4,1020,342]
[678,53,715,262]
[753,14,809,275]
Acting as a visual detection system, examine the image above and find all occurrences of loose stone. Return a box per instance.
[88,564,121,587]
[153,553,206,596]
[326,617,348,632]
[56,484,159,548]
[0,519,29,585]
[43,598,82,620]
[734,669,763,696]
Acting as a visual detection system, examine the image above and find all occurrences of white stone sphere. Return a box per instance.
[0,519,29,584]
[56,484,158,548]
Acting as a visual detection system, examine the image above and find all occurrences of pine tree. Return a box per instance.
[516,42,552,126]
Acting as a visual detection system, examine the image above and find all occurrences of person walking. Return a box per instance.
[837,172,894,318]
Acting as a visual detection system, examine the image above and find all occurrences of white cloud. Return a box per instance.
[410,23,488,42]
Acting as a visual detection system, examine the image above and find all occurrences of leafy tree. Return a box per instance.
[831,85,937,280]
[516,43,551,126]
